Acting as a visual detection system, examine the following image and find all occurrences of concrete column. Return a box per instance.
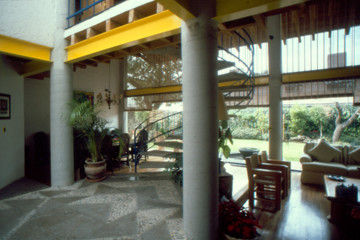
[50,0,74,186]
[181,11,218,240]
[267,15,283,160]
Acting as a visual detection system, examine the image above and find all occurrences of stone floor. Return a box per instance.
[0,173,184,240]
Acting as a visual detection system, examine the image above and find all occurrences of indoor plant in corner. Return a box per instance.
[69,99,108,181]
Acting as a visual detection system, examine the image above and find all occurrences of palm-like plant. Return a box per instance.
[219,120,233,159]
[69,100,108,162]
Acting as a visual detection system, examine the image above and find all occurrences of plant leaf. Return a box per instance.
[221,120,228,129]
[222,145,231,158]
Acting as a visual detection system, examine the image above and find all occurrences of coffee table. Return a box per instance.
[324,175,360,223]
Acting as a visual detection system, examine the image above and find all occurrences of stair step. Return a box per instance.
[154,141,183,149]
[147,150,182,158]
[217,60,235,71]
[217,72,247,83]
[224,96,251,101]
[166,135,183,140]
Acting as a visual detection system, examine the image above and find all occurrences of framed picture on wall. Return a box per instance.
[0,93,11,119]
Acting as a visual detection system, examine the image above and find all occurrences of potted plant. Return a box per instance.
[69,99,108,181]
[218,120,233,173]
[219,198,261,239]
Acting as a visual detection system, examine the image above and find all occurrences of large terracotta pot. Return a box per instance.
[84,159,106,181]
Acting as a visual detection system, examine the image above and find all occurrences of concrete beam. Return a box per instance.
[156,0,195,20]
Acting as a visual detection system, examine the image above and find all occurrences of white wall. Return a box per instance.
[24,78,50,138]
[0,0,55,46]
[73,63,121,129]
[0,56,25,189]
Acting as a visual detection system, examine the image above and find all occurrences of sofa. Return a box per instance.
[300,139,360,185]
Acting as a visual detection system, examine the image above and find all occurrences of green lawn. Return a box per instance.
[230,139,305,162]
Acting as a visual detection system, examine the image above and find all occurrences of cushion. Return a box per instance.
[348,147,360,165]
[308,139,342,163]
[302,162,347,175]
[303,142,316,154]
[300,154,312,163]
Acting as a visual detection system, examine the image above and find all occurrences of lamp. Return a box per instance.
[96,63,122,109]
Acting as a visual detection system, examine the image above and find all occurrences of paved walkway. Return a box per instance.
[0,173,184,240]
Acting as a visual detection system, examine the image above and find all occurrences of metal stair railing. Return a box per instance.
[132,111,183,172]
[217,28,255,109]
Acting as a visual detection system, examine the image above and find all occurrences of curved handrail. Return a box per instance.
[218,28,255,108]
[132,111,183,172]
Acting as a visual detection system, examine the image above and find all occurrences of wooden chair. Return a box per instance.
[259,151,291,191]
[245,155,284,212]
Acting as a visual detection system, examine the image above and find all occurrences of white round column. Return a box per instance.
[181,15,219,240]
[267,14,283,160]
[50,0,74,186]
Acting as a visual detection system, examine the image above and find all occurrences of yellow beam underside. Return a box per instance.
[21,61,51,78]
[156,0,195,21]
[66,10,181,63]
[215,0,308,23]
[125,67,360,97]
[282,67,360,83]
[0,34,52,62]
[125,85,182,97]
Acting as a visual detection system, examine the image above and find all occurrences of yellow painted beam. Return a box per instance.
[215,0,308,23]
[21,61,51,78]
[125,76,269,97]
[0,34,52,62]
[66,10,181,63]
[282,67,360,83]
[219,76,269,88]
[125,85,182,97]
[156,0,195,20]
[125,67,360,97]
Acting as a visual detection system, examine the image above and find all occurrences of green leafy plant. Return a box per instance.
[69,99,108,162]
[218,120,233,159]
[167,152,183,185]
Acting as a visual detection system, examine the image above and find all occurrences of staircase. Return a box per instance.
[132,29,255,172]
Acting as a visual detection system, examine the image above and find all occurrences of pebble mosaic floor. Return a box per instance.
[0,173,184,240]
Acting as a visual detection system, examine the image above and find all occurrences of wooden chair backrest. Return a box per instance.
[245,154,260,186]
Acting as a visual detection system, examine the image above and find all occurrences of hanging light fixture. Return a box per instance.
[96,63,122,109]
[105,88,114,109]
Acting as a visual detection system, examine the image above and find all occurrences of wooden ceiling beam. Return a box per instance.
[86,27,98,39]
[105,19,119,32]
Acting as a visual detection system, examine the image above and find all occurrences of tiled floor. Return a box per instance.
[0,173,184,240]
